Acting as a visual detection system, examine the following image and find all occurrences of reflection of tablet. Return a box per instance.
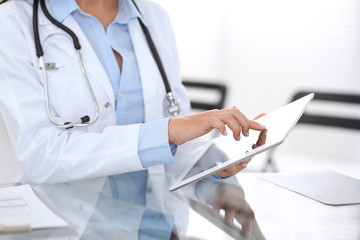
[169,93,314,191]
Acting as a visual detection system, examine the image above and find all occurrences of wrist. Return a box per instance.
[168,118,181,146]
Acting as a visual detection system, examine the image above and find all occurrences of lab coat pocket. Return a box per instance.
[46,74,88,124]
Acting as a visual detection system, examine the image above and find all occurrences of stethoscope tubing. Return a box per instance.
[34,0,99,128]
[131,0,172,94]
[33,0,181,128]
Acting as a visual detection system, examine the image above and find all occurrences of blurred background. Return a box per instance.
[152,0,360,177]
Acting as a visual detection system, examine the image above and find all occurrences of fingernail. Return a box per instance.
[237,134,241,141]
[245,231,251,238]
[260,124,266,129]
[223,130,228,136]
[245,130,249,137]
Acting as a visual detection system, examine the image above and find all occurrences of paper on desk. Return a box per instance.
[0,184,68,230]
[261,171,360,206]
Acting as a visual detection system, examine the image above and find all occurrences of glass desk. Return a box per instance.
[1,173,359,240]
[0,173,264,240]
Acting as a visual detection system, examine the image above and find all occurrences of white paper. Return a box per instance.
[0,185,68,229]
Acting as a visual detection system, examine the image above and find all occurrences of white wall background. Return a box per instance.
[153,0,360,170]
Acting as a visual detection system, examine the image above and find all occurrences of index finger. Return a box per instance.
[249,120,266,131]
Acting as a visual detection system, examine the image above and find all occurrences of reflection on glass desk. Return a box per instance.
[0,174,263,240]
[236,174,360,240]
[1,173,359,240]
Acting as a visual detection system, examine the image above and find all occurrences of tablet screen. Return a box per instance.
[182,128,263,180]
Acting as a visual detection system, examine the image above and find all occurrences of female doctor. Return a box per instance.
[0,0,266,237]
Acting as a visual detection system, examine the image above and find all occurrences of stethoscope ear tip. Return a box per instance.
[63,115,90,129]
[81,115,90,123]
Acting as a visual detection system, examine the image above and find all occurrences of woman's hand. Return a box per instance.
[216,128,267,178]
[213,183,255,239]
[168,108,265,146]
[215,113,267,178]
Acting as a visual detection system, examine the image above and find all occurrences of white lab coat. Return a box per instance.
[0,1,229,237]
[0,0,191,183]
[0,0,196,236]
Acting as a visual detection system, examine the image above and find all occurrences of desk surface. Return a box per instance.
[0,173,359,240]
[236,174,360,240]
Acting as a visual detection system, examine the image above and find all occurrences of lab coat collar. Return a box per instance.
[128,18,161,123]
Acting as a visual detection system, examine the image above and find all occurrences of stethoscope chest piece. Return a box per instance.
[163,92,182,117]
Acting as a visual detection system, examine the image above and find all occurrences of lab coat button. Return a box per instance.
[104,102,110,108]
[154,214,161,220]
[153,161,160,165]
[119,92,124,98]
[119,190,125,195]
[146,187,152,193]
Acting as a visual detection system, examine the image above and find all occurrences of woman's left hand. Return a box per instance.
[213,183,255,238]
[216,113,267,178]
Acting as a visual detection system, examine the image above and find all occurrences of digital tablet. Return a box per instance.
[169,93,314,191]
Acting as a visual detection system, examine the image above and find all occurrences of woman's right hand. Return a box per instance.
[168,107,265,146]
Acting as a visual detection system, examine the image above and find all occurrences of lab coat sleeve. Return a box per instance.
[0,11,147,183]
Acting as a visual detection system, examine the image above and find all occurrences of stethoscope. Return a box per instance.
[33,0,182,129]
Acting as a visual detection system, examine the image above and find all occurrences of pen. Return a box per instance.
[0,224,32,233]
